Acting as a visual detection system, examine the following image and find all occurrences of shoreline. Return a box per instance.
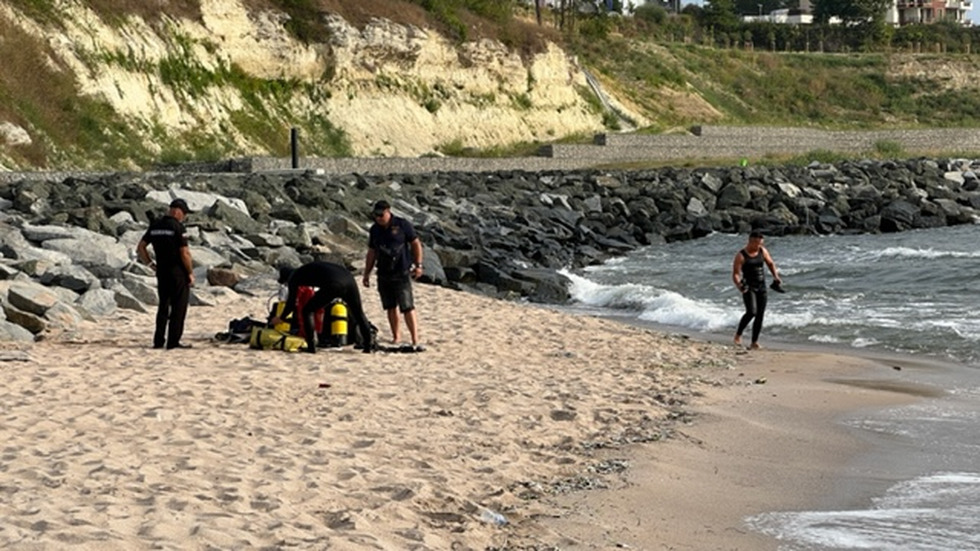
[536,304,980,550]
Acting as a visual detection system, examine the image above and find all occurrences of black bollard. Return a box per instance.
[290,127,298,169]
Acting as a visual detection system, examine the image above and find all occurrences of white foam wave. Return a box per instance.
[747,472,980,551]
[563,271,662,310]
[852,337,880,348]
[563,271,732,331]
[874,246,980,260]
[635,291,731,331]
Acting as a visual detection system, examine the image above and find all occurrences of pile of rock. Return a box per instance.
[2,156,979,342]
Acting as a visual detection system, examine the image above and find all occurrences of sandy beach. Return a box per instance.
[0,280,943,550]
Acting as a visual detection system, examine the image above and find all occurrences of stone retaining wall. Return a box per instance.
[5,127,978,182]
[582,126,980,160]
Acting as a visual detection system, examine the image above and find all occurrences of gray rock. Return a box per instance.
[42,237,130,269]
[38,264,99,293]
[109,210,135,225]
[0,319,34,342]
[188,287,216,306]
[145,189,249,215]
[120,273,159,305]
[686,197,708,218]
[12,259,55,278]
[206,200,263,234]
[717,184,751,209]
[880,199,919,232]
[245,232,285,247]
[77,288,118,317]
[189,246,230,269]
[109,283,150,313]
[0,262,21,280]
[44,301,85,331]
[0,226,73,264]
[700,172,724,194]
[21,223,75,242]
[273,224,313,248]
[583,195,603,213]
[7,282,59,315]
[325,214,368,238]
[5,305,46,334]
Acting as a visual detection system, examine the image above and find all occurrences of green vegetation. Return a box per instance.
[408,0,514,41]
[873,140,906,158]
[573,36,980,130]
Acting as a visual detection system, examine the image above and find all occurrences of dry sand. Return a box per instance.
[0,281,940,550]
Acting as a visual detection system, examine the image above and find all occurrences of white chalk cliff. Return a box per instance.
[0,0,647,168]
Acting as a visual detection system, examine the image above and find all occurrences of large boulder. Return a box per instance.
[7,282,59,315]
[0,319,34,342]
[76,288,118,317]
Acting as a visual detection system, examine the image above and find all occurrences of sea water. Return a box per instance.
[563,223,980,550]
[563,224,980,367]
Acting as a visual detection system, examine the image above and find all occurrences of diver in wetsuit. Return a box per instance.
[732,230,781,350]
[270,261,375,354]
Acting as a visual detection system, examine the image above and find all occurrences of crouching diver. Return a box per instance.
[270,261,375,354]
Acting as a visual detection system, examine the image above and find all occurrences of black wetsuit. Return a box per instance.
[736,248,768,345]
[279,262,374,353]
[142,215,191,349]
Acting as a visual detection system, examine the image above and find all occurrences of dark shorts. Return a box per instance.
[378,275,414,313]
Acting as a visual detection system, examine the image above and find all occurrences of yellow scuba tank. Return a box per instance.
[329,298,348,347]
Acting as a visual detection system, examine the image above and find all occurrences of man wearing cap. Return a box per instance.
[363,200,425,351]
[136,198,195,349]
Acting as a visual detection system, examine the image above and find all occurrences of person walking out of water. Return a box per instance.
[362,200,425,351]
[732,230,781,350]
[136,198,195,349]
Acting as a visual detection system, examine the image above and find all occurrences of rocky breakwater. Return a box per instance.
[1,156,979,343]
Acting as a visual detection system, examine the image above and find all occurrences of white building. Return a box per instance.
[886,0,973,25]
[747,0,972,25]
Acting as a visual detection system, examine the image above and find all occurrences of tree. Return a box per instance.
[701,0,741,33]
[813,0,891,25]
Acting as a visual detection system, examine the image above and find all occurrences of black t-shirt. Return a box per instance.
[142,215,189,275]
[368,217,418,278]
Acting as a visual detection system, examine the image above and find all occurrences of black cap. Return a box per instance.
[169,198,191,214]
[372,200,390,216]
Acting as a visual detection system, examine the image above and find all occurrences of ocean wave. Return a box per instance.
[635,292,730,331]
[747,472,980,551]
[874,246,980,260]
[563,271,662,310]
[563,271,732,331]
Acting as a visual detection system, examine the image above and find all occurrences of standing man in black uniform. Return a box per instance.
[362,200,425,351]
[270,261,375,354]
[732,230,781,350]
[136,198,195,349]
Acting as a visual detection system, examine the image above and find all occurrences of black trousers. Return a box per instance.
[155,270,189,348]
[736,288,768,344]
